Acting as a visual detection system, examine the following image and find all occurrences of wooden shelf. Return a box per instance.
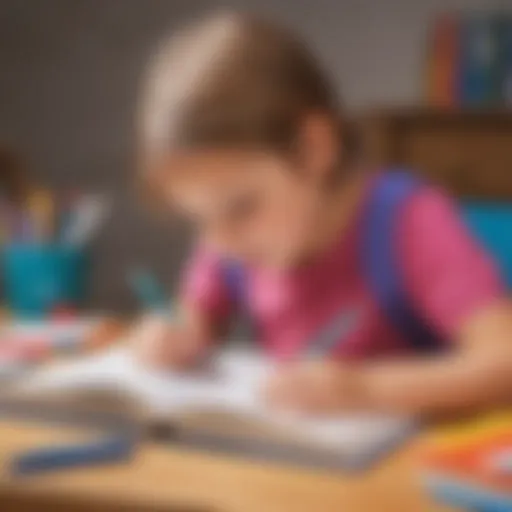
[360,108,512,201]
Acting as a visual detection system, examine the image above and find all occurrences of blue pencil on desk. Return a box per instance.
[10,434,136,477]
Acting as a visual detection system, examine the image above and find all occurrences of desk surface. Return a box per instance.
[0,421,458,512]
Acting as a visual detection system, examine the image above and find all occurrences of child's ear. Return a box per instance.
[295,113,340,183]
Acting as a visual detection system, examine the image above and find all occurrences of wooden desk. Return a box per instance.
[0,421,457,512]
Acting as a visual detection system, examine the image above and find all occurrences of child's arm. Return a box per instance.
[266,189,512,415]
[132,248,233,369]
[131,302,226,368]
[265,305,512,415]
[358,300,512,414]
[364,189,512,414]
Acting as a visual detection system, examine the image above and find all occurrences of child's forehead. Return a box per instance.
[161,149,285,182]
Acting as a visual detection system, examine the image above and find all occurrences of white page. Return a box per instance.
[19,346,412,451]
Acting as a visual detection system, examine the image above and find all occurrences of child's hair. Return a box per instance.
[139,11,357,191]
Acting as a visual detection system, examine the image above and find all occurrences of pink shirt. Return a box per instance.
[183,184,504,361]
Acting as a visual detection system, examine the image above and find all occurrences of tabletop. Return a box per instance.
[0,420,459,512]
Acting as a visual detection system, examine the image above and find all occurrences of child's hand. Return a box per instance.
[130,314,207,370]
[263,360,366,414]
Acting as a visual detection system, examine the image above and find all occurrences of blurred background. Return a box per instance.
[1,0,511,314]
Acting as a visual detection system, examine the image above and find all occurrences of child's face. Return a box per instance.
[160,150,326,268]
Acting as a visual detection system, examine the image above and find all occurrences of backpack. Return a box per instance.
[222,171,444,352]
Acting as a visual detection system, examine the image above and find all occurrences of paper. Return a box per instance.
[18,345,412,454]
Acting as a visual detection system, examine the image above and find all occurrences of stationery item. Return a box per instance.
[304,308,362,358]
[459,13,502,106]
[128,268,169,312]
[55,190,78,242]
[425,12,461,107]
[1,189,102,315]
[3,244,87,318]
[418,412,512,511]
[60,194,109,247]
[0,318,110,384]
[9,346,415,471]
[26,189,54,243]
[10,432,136,476]
[0,318,103,354]
[51,304,77,320]
[500,15,512,105]
[0,394,140,476]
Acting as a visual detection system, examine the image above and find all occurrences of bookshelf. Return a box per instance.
[361,108,512,201]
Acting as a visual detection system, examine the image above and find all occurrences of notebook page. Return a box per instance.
[18,347,257,414]
[206,350,412,452]
[19,346,412,453]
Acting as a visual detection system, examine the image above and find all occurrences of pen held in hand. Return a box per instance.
[304,308,362,358]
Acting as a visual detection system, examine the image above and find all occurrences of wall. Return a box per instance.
[0,0,510,310]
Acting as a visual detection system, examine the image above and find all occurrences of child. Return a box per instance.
[132,12,512,416]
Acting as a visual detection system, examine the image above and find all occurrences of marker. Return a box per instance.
[61,194,110,247]
[27,189,54,243]
[127,268,169,313]
[56,190,79,244]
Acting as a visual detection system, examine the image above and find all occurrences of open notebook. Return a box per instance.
[11,346,415,470]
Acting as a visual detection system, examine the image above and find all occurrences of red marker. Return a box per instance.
[51,305,77,322]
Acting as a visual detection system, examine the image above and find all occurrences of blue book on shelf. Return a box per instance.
[498,14,512,105]
[459,14,501,106]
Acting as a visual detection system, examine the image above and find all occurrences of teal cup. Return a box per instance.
[3,244,88,318]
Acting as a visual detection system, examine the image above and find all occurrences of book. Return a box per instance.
[418,412,512,510]
[497,14,512,105]
[459,14,502,106]
[425,13,461,107]
[8,346,415,471]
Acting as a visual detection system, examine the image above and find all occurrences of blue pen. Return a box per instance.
[304,308,362,358]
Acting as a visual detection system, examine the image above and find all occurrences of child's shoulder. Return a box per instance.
[365,170,460,239]
[366,171,462,234]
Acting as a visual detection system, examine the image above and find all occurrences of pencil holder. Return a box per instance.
[3,244,88,318]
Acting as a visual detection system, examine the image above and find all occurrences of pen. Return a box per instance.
[303,308,362,358]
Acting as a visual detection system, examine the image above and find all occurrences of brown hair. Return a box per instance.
[139,11,357,190]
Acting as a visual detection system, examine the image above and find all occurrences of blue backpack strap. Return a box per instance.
[221,261,246,308]
[220,261,256,337]
[362,172,443,352]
